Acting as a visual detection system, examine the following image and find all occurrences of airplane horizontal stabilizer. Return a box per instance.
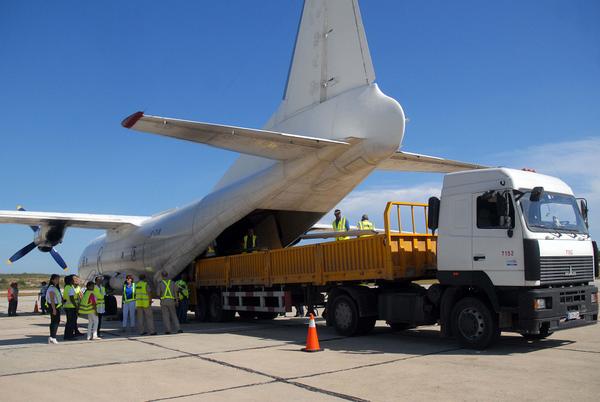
[122,112,349,160]
[0,210,149,230]
[378,151,486,173]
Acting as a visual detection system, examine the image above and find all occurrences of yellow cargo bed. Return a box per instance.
[195,202,437,287]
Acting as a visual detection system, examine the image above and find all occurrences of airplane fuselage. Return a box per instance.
[78,84,405,288]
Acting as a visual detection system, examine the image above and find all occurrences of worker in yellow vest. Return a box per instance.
[72,275,84,337]
[93,276,106,337]
[176,277,190,324]
[357,214,375,237]
[206,240,217,257]
[158,271,182,334]
[122,275,136,333]
[136,274,156,335]
[242,228,257,253]
[332,209,350,241]
[79,282,100,340]
[62,275,79,340]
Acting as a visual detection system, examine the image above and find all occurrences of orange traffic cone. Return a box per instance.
[302,313,322,352]
[33,301,39,314]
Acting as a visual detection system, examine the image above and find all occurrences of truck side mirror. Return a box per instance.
[530,186,544,202]
[428,197,440,233]
[579,198,589,228]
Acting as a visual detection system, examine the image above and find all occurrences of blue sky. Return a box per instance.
[1,0,599,274]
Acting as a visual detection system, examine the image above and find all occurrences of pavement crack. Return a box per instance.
[147,380,278,401]
[0,354,191,378]
[132,336,367,401]
[287,346,464,381]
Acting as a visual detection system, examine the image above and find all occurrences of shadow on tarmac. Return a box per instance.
[0,312,577,355]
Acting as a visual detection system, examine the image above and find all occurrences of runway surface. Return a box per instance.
[1,294,598,401]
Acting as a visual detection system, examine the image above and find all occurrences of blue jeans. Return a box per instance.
[177,299,189,324]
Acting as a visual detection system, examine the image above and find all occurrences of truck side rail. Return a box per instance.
[196,201,437,287]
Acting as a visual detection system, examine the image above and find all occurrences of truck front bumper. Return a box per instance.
[516,284,598,334]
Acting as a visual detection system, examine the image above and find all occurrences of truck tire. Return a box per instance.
[194,292,209,322]
[331,294,359,336]
[208,292,234,322]
[451,297,499,350]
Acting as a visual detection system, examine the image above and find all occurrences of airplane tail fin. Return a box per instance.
[275,0,375,124]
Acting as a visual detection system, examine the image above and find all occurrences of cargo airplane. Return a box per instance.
[0,0,482,290]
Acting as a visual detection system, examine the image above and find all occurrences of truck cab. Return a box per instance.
[432,168,598,347]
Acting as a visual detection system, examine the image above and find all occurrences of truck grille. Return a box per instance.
[539,256,594,284]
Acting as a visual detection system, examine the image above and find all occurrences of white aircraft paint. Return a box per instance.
[0,0,483,290]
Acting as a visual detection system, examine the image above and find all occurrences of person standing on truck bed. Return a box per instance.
[332,209,350,241]
[357,214,374,237]
[243,228,257,253]
[158,271,182,334]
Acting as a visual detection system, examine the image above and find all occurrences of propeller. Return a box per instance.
[7,242,37,263]
[6,206,69,271]
[49,248,68,270]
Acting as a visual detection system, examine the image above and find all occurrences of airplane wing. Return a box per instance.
[122,112,350,161]
[304,223,383,239]
[377,151,486,173]
[300,229,379,240]
[0,210,149,230]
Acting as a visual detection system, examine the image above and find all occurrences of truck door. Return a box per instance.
[472,191,524,286]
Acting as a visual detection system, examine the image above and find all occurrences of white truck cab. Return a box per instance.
[428,168,598,347]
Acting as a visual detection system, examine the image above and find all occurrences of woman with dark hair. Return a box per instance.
[46,274,62,344]
[62,275,78,340]
[122,275,136,333]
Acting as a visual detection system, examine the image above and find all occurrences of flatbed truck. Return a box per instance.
[188,168,598,349]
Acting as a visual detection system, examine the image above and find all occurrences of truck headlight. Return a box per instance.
[592,292,598,304]
[534,298,547,310]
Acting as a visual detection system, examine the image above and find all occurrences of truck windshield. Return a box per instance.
[518,192,588,234]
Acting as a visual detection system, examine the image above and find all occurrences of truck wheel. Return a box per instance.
[521,328,553,340]
[331,294,359,336]
[194,292,209,322]
[208,292,234,322]
[451,297,499,350]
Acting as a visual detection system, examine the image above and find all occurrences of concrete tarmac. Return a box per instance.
[0,295,598,401]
